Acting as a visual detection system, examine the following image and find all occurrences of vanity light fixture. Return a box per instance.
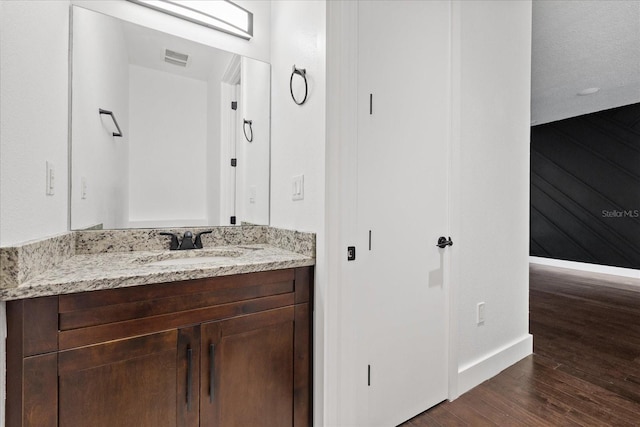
[126,0,253,40]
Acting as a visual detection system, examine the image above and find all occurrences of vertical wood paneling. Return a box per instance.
[530,103,640,269]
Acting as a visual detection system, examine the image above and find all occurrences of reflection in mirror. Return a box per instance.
[70,6,270,230]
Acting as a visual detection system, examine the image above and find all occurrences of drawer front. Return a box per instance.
[57,268,315,350]
[59,269,296,331]
[59,293,295,350]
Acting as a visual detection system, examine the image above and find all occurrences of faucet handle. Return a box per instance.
[159,232,179,250]
[194,230,213,249]
[180,231,196,250]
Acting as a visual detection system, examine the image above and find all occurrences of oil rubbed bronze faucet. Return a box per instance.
[160,231,212,250]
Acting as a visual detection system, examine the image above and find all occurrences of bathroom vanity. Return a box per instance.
[2,227,315,427]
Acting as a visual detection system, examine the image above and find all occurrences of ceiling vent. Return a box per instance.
[164,49,189,67]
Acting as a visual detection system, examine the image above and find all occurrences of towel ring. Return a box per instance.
[243,119,253,142]
[290,65,308,105]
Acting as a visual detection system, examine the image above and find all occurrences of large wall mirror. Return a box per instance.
[70,6,270,230]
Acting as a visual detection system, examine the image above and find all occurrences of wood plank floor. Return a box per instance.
[400,264,640,426]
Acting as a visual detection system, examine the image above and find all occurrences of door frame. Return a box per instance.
[325,1,458,425]
[220,55,241,225]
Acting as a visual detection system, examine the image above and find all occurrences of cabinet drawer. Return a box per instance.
[59,269,296,330]
[59,293,294,350]
[57,269,304,350]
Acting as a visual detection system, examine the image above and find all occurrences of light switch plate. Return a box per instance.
[81,177,87,200]
[477,302,485,325]
[46,161,55,195]
[292,175,304,201]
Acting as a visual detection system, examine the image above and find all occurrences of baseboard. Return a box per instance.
[457,334,533,396]
[529,256,640,280]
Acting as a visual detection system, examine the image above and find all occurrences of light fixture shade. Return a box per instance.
[126,0,253,40]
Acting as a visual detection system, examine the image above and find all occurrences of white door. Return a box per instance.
[357,1,451,425]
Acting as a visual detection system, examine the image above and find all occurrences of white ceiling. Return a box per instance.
[531,0,640,125]
[121,17,235,82]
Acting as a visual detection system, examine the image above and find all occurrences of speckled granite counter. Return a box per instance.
[0,244,314,300]
[0,226,315,301]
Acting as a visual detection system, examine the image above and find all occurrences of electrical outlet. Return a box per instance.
[477,302,485,325]
[249,186,257,204]
[292,175,304,201]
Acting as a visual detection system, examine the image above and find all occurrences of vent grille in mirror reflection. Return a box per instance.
[164,49,189,67]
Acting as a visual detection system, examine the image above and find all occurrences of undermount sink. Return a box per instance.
[136,248,244,266]
[145,256,233,267]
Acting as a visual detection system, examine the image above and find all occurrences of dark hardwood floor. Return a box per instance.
[401,263,640,426]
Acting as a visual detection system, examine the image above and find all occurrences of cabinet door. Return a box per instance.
[58,329,194,427]
[200,306,295,427]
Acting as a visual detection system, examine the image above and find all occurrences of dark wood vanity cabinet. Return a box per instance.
[6,267,313,427]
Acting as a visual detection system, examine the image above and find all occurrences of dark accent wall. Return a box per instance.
[530,103,640,269]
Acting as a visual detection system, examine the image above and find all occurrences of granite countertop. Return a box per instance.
[0,244,314,301]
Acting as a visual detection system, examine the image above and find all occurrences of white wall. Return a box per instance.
[0,1,71,424]
[450,0,533,395]
[270,3,325,231]
[128,65,208,226]
[0,0,70,245]
[269,1,326,425]
[71,6,129,230]
[238,57,271,225]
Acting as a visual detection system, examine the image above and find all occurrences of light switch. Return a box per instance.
[46,161,55,195]
[292,175,304,201]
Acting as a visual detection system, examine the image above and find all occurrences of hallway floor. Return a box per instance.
[401,263,640,426]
